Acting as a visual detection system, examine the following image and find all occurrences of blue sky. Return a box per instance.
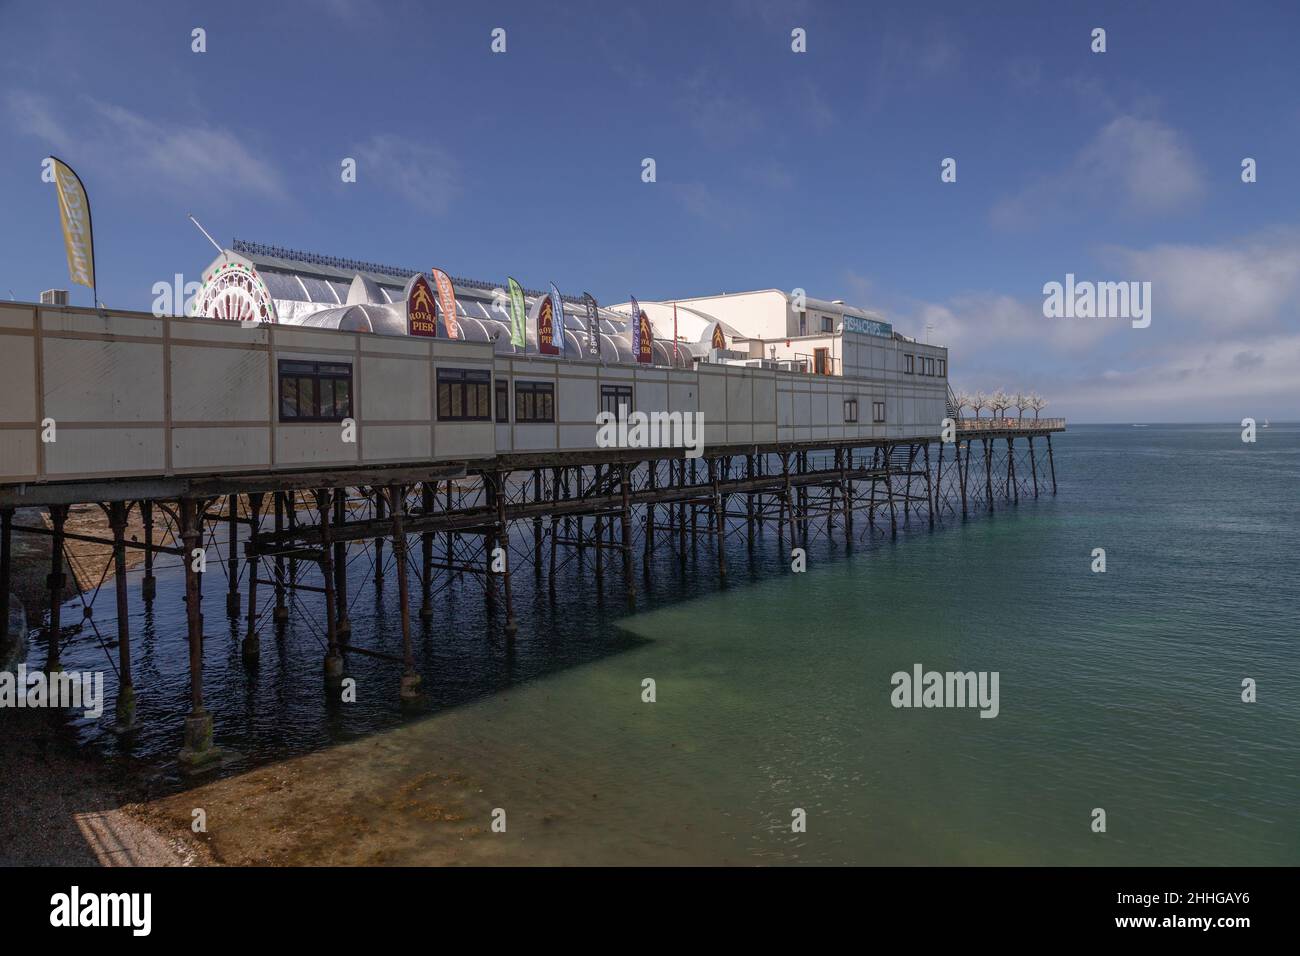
[2,0,1298,421]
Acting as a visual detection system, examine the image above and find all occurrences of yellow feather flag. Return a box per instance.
[49,156,96,298]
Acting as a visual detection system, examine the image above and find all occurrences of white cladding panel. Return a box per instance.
[360,355,430,421]
[434,422,494,459]
[43,338,164,423]
[512,424,558,451]
[0,334,37,422]
[558,376,596,422]
[173,426,270,471]
[361,424,430,462]
[277,425,359,467]
[171,345,270,423]
[44,427,166,476]
[0,430,37,481]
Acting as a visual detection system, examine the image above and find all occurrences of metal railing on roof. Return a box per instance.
[792,351,840,375]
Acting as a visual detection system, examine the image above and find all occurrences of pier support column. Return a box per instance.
[677,459,687,563]
[983,439,994,512]
[1047,434,1058,494]
[390,485,422,699]
[316,490,344,685]
[445,481,456,581]
[532,470,544,576]
[1003,439,1013,504]
[225,495,240,617]
[902,445,915,522]
[620,463,636,608]
[781,452,798,544]
[287,493,299,606]
[960,440,970,518]
[140,500,156,601]
[882,445,898,539]
[645,461,656,562]
[484,477,499,612]
[548,467,560,598]
[420,483,435,622]
[923,442,935,530]
[373,489,386,592]
[843,449,854,540]
[0,508,11,651]
[793,453,802,541]
[690,460,699,539]
[867,449,878,532]
[179,498,219,768]
[108,502,135,728]
[746,455,756,547]
[45,504,67,672]
[334,491,350,637]
[272,493,288,623]
[935,440,945,521]
[494,473,518,636]
[242,493,264,663]
[710,458,726,582]
[593,465,604,589]
[1028,436,1039,498]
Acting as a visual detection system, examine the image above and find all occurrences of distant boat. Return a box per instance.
[1131,424,1149,428]
[1263,419,1270,428]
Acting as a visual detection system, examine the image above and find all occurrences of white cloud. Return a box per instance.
[7,91,285,200]
[992,116,1205,229]
[935,233,1300,419]
[676,70,764,143]
[790,78,835,130]
[353,135,459,215]
[902,290,1117,357]
[667,181,746,224]
[867,23,962,112]
[743,160,794,190]
[731,0,813,28]
[1109,230,1300,329]
[1050,331,1300,420]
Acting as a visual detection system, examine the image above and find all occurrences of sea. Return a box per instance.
[38,423,1300,864]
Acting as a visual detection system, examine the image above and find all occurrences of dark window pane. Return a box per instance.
[300,378,316,417]
[281,378,297,418]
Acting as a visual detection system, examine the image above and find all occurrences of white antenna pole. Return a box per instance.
[187,214,227,260]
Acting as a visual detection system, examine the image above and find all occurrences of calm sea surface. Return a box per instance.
[48,424,1300,864]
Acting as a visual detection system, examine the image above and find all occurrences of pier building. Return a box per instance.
[0,242,1063,765]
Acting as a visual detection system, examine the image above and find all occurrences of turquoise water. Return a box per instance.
[54,424,1300,864]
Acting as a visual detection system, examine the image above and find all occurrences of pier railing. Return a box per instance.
[956,417,1065,432]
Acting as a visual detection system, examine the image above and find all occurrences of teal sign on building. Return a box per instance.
[842,315,892,338]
